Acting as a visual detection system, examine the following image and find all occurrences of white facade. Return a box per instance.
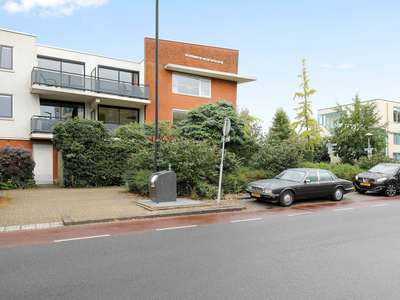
[0,28,150,183]
[318,99,400,160]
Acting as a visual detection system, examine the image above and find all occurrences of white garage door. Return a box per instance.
[33,143,53,184]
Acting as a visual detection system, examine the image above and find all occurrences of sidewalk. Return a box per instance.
[0,185,245,232]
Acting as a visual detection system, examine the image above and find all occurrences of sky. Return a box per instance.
[1,0,400,133]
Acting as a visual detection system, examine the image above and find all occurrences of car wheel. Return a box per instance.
[279,190,294,207]
[332,187,343,201]
[356,189,367,194]
[385,183,397,197]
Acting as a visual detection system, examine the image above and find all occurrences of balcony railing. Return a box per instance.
[31,116,131,135]
[31,67,150,99]
[31,115,68,134]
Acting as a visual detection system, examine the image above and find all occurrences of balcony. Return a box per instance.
[31,67,150,100]
[30,115,129,138]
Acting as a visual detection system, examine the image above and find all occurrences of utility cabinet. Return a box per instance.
[148,170,177,203]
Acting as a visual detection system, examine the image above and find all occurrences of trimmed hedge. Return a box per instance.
[0,145,35,189]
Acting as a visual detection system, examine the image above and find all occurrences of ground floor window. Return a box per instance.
[40,99,84,119]
[0,94,12,118]
[393,153,400,161]
[98,105,139,124]
[173,109,188,125]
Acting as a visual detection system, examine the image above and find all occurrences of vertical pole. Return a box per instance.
[155,0,159,172]
[217,139,225,204]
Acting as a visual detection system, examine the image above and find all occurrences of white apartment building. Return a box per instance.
[318,98,400,161]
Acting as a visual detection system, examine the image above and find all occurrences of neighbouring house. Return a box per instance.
[318,98,400,162]
[0,28,256,184]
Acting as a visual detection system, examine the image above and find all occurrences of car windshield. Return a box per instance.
[369,164,399,174]
[276,170,306,182]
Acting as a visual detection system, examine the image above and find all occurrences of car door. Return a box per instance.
[300,172,320,199]
[318,171,336,196]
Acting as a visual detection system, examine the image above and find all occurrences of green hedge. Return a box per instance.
[298,162,364,182]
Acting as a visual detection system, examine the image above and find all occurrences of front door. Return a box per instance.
[33,143,53,184]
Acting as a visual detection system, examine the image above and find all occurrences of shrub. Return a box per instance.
[249,142,305,175]
[356,153,394,170]
[123,169,153,195]
[223,167,274,194]
[298,162,365,182]
[125,138,240,198]
[0,145,36,189]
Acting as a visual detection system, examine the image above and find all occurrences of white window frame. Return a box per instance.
[0,94,13,119]
[172,72,211,98]
[0,45,13,70]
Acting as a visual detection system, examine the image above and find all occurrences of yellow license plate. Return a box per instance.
[252,193,260,197]
[361,183,370,186]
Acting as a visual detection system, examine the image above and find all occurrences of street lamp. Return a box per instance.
[365,132,373,158]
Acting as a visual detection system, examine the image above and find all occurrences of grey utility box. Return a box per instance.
[148,170,177,203]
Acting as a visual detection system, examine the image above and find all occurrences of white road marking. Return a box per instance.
[156,225,197,231]
[54,234,110,243]
[370,204,388,207]
[231,218,262,223]
[288,212,313,217]
[334,208,354,211]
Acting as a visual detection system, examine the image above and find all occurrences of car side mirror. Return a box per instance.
[305,179,311,183]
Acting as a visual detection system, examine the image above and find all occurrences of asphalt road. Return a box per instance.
[1,194,400,299]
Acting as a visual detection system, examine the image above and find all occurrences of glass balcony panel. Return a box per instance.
[31,116,67,134]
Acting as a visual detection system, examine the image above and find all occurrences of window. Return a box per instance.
[0,94,12,118]
[394,107,400,123]
[38,57,84,74]
[98,106,139,124]
[98,66,138,84]
[173,109,188,125]
[306,172,318,182]
[172,73,211,98]
[394,133,400,145]
[393,153,400,162]
[319,172,333,181]
[40,99,84,119]
[0,45,12,70]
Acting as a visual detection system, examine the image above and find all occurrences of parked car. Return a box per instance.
[354,163,400,197]
[246,168,354,207]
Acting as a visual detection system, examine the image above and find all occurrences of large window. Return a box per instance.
[98,106,139,124]
[394,133,400,145]
[173,109,188,125]
[0,45,12,70]
[0,94,12,118]
[393,153,400,161]
[394,107,400,123]
[172,73,211,98]
[98,66,139,84]
[40,99,84,119]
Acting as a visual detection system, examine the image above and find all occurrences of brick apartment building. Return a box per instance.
[0,28,256,184]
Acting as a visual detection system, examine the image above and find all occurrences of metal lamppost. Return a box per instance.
[154,0,159,172]
[365,132,373,158]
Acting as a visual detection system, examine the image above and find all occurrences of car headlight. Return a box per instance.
[355,175,359,180]
[377,177,388,183]
[263,188,272,194]
[247,185,252,190]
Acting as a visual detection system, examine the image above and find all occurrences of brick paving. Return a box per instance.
[0,185,244,229]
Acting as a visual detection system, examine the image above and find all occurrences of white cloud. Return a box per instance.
[319,64,332,68]
[339,64,355,69]
[2,0,108,16]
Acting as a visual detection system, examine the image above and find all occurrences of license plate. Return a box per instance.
[361,183,370,186]
[252,193,260,198]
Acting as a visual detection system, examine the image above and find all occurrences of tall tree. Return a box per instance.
[292,58,322,150]
[331,93,389,164]
[238,106,263,140]
[268,107,293,143]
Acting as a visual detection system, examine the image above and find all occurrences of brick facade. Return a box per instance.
[144,38,239,122]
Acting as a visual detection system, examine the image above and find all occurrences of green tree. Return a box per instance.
[292,58,322,150]
[268,107,294,143]
[313,136,331,163]
[331,93,389,164]
[238,106,263,140]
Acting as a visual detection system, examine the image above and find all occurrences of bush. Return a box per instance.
[356,153,394,170]
[0,145,36,189]
[125,138,240,198]
[223,167,274,194]
[249,142,305,175]
[52,118,143,187]
[123,169,153,195]
[298,162,364,182]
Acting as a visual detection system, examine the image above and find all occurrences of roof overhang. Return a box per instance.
[165,63,257,84]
